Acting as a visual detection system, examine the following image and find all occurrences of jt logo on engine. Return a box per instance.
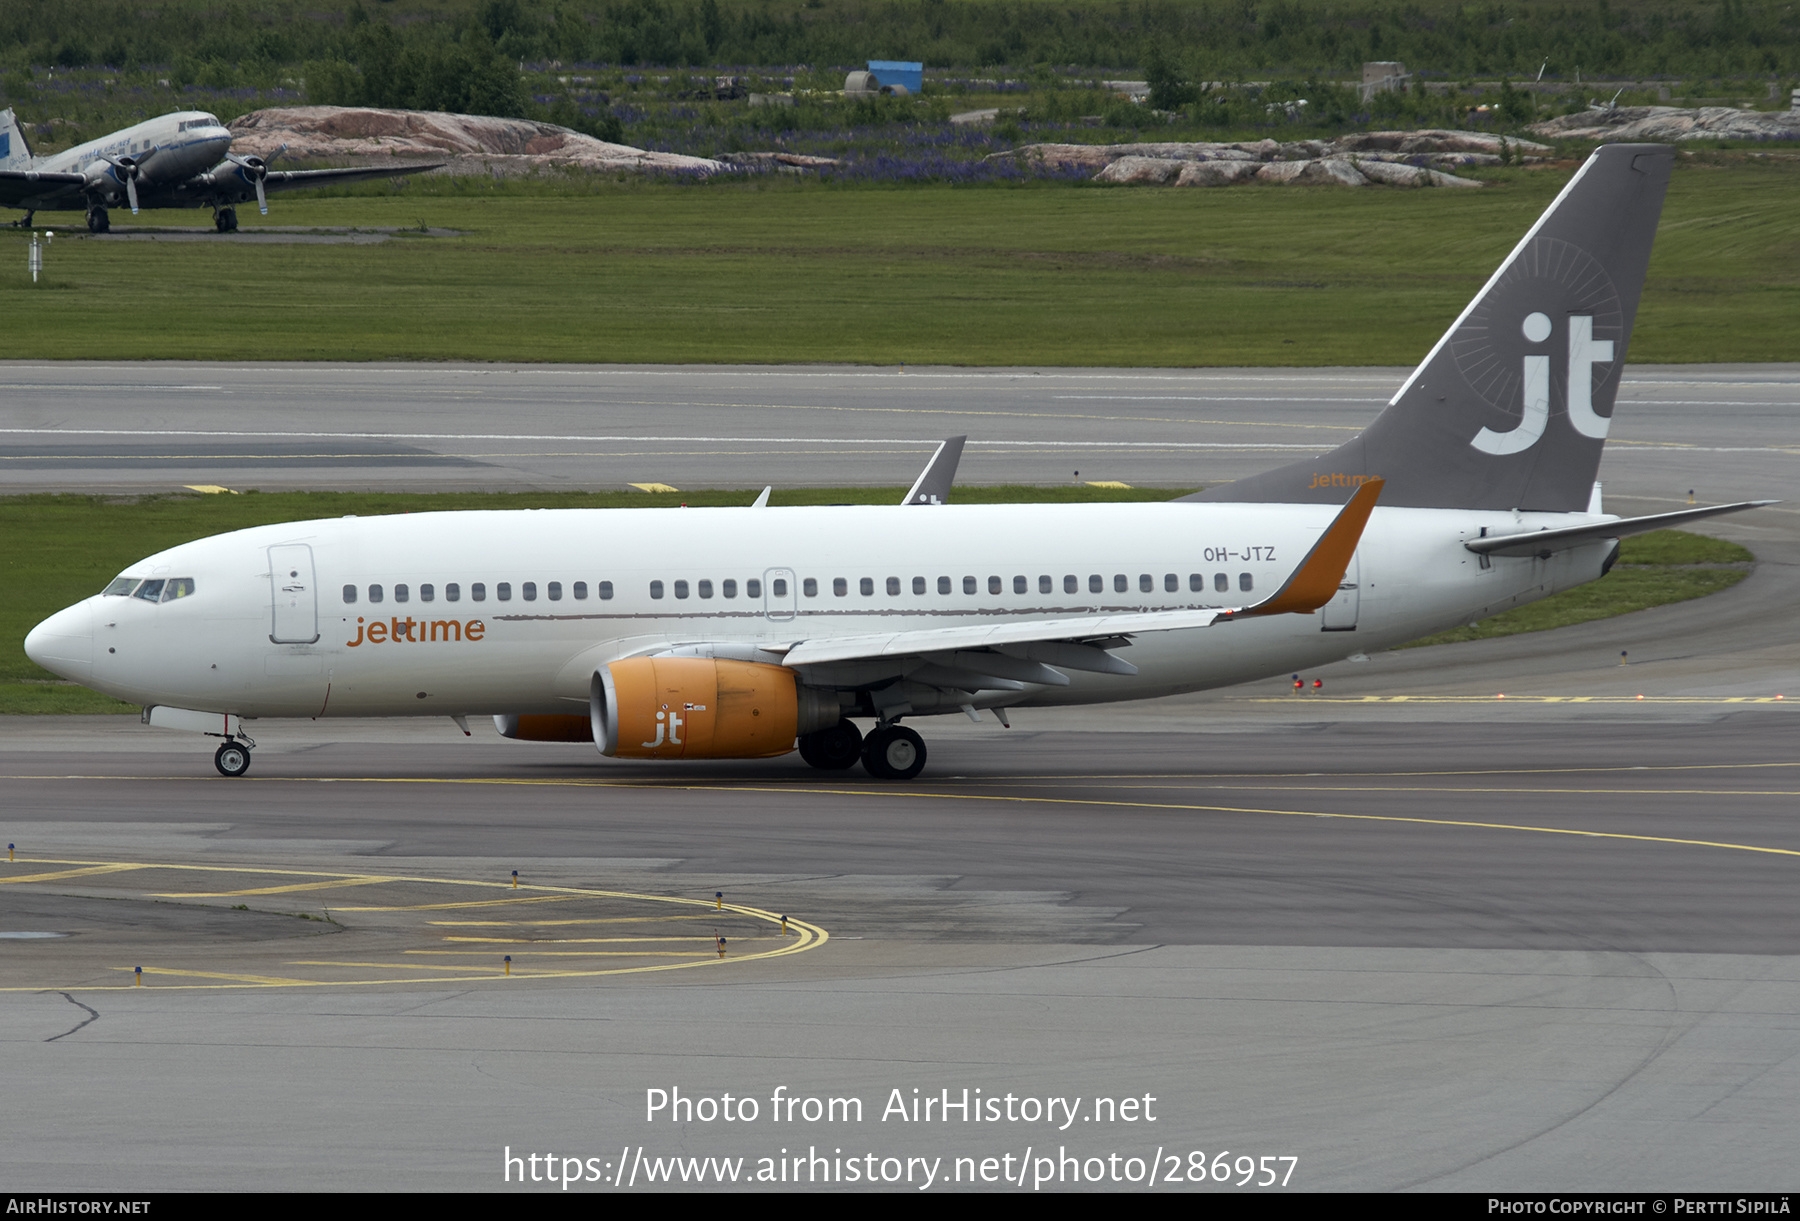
[1470,312,1615,455]
[643,707,684,749]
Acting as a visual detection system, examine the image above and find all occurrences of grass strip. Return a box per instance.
[1,155,1794,365]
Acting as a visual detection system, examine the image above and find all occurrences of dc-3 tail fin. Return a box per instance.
[0,108,33,169]
[1188,144,1675,512]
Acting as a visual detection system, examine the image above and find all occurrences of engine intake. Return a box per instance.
[591,657,835,759]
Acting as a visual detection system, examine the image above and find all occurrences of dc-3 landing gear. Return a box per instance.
[859,724,927,781]
[213,739,252,778]
[214,207,239,233]
[85,206,109,234]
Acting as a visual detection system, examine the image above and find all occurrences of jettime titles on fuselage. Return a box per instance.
[346,617,486,647]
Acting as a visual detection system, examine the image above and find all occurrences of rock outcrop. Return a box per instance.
[229,106,727,175]
[998,130,1548,187]
[1527,105,1800,143]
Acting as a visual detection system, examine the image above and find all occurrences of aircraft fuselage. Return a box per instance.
[26,502,1613,721]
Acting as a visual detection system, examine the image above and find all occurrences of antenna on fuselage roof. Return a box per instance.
[901,435,966,506]
[1181,144,1674,514]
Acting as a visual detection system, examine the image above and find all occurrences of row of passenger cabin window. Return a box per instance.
[341,572,1256,606]
[343,581,620,605]
[643,572,1255,599]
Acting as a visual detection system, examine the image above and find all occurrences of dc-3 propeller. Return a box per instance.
[97,146,165,214]
[225,146,284,215]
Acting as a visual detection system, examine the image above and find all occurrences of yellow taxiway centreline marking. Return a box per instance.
[286,961,518,974]
[334,895,590,912]
[616,783,1800,861]
[118,966,322,987]
[428,915,721,926]
[152,876,397,898]
[0,864,146,884]
[439,943,784,950]
[404,950,717,957]
[1235,695,1796,704]
[962,781,1800,798]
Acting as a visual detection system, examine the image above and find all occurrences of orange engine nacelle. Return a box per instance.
[592,657,833,759]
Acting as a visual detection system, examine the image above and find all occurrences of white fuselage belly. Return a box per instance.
[64,503,1613,720]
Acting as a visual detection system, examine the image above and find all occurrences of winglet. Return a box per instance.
[901,436,966,506]
[1238,478,1384,617]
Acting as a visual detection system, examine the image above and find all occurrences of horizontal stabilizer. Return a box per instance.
[1465,500,1777,558]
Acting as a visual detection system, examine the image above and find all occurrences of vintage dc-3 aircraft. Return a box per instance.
[0,107,441,233]
[24,143,1773,779]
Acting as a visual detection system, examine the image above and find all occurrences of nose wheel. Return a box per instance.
[860,724,926,781]
[213,740,252,777]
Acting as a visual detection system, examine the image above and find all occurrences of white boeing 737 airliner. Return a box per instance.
[23,143,1772,780]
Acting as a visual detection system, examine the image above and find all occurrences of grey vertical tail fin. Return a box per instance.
[1186,144,1674,511]
[901,435,966,505]
[0,108,34,170]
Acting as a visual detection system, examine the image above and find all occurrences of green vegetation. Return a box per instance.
[2,154,1796,364]
[2,0,1796,80]
[1400,530,1753,648]
[3,491,1756,712]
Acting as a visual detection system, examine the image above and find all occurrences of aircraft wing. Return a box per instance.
[263,163,446,194]
[780,479,1384,675]
[0,169,87,209]
[1465,500,1776,558]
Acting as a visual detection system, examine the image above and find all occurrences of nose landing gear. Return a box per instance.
[213,739,251,777]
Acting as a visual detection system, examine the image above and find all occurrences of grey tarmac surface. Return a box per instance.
[2,363,1799,1193]
[2,360,1795,498]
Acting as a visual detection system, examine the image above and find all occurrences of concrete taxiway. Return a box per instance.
[2,363,1798,1192]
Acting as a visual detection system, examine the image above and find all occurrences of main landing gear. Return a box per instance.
[798,718,928,780]
[860,724,927,781]
[214,207,239,233]
[85,206,110,234]
[798,718,863,770]
[213,739,252,777]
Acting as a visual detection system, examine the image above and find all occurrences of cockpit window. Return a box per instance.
[133,580,166,602]
[103,578,138,596]
[161,578,196,602]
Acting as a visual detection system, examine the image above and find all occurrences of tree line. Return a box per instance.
[2,0,1794,119]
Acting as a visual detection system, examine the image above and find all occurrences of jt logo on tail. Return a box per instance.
[1470,311,1616,455]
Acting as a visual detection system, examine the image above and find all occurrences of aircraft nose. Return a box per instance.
[24,601,93,682]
